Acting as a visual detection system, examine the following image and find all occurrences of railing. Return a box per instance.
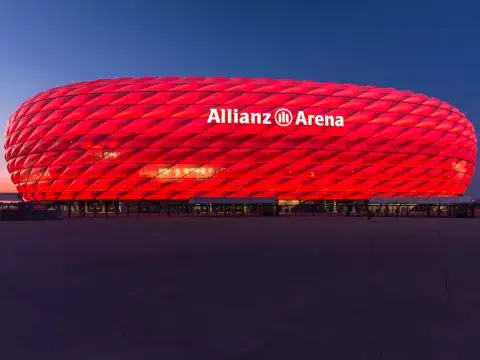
[2,202,480,220]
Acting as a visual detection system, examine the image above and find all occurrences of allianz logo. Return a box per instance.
[207,108,345,127]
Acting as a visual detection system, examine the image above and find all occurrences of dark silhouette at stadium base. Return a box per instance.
[1,198,479,220]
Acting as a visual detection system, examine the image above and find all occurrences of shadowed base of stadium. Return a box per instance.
[0,217,478,359]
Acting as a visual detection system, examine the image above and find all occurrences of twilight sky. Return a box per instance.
[0,0,479,195]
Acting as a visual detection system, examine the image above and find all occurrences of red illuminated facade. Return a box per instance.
[3,77,477,201]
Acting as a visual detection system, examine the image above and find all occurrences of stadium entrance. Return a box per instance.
[188,198,276,216]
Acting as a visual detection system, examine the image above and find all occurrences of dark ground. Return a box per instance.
[1,217,480,359]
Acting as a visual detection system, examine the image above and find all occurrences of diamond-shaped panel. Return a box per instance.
[3,77,478,201]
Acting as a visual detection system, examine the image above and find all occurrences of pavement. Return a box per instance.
[1,217,479,359]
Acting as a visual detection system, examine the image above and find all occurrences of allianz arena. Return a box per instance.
[3,77,477,203]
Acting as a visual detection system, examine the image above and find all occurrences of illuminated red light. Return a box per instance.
[3,77,477,201]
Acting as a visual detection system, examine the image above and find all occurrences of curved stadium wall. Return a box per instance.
[3,77,477,201]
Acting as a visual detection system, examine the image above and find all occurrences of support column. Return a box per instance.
[350,205,357,215]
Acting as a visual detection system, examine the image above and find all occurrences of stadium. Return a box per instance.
[3,77,478,216]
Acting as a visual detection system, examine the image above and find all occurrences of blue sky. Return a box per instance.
[0,0,479,195]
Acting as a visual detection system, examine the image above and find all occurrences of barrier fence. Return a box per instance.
[1,201,480,220]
